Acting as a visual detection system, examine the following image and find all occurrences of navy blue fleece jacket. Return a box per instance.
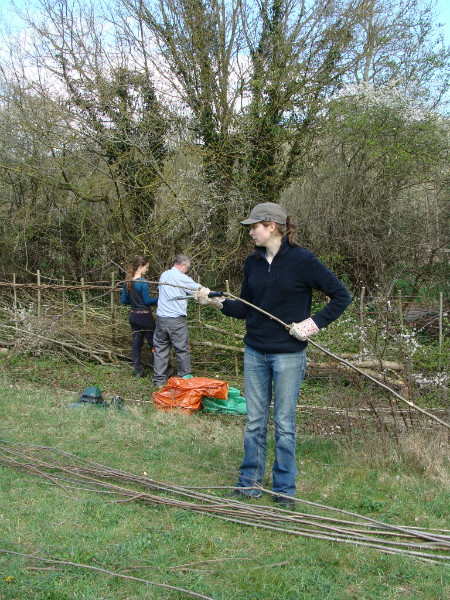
[121,278,158,310]
[220,238,352,353]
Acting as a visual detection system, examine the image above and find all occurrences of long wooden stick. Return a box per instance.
[223,292,450,431]
[0,549,215,600]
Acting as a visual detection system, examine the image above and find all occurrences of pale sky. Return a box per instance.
[436,0,450,45]
[1,0,449,71]
[1,0,450,41]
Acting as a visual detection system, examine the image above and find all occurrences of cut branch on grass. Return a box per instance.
[0,548,216,600]
[2,441,450,565]
[308,363,407,389]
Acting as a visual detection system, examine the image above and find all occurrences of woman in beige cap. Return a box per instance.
[219,202,352,508]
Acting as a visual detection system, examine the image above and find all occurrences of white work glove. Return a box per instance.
[194,286,211,305]
[289,318,319,341]
[207,296,225,309]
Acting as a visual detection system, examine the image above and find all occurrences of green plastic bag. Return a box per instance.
[202,393,247,415]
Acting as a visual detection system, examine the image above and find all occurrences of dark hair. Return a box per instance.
[125,255,149,292]
[260,216,299,247]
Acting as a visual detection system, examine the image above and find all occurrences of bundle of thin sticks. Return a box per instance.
[2,441,450,565]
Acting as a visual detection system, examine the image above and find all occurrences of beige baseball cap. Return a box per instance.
[240,202,287,225]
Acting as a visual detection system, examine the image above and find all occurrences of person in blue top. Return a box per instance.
[121,255,158,379]
[218,202,352,508]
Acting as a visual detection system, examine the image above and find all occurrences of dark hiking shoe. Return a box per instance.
[274,495,296,509]
[227,488,262,499]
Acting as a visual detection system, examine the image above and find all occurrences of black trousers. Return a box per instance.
[129,310,156,374]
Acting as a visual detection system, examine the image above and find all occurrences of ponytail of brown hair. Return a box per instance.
[125,255,149,292]
[275,215,299,247]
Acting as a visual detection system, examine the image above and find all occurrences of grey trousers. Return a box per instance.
[152,316,191,385]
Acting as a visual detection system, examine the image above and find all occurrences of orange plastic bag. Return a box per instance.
[152,376,229,413]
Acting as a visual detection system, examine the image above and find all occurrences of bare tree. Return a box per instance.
[286,85,450,288]
[347,0,450,104]
[1,0,449,285]
[121,0,366,208]
[1,0,168,246]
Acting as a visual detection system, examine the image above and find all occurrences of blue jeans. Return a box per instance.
[236,344,306,497]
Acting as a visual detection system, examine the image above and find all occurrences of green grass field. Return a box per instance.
[1,356,450,599]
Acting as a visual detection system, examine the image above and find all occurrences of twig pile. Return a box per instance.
[0,309,131,364]
[2,441,450,565]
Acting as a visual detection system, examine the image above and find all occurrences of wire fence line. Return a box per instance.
[0,271,446,356]
[1,272,444,315]
[0,271,447,377]
[1,271,449,436]
[0,271,242,370]
[0,270,445,334]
